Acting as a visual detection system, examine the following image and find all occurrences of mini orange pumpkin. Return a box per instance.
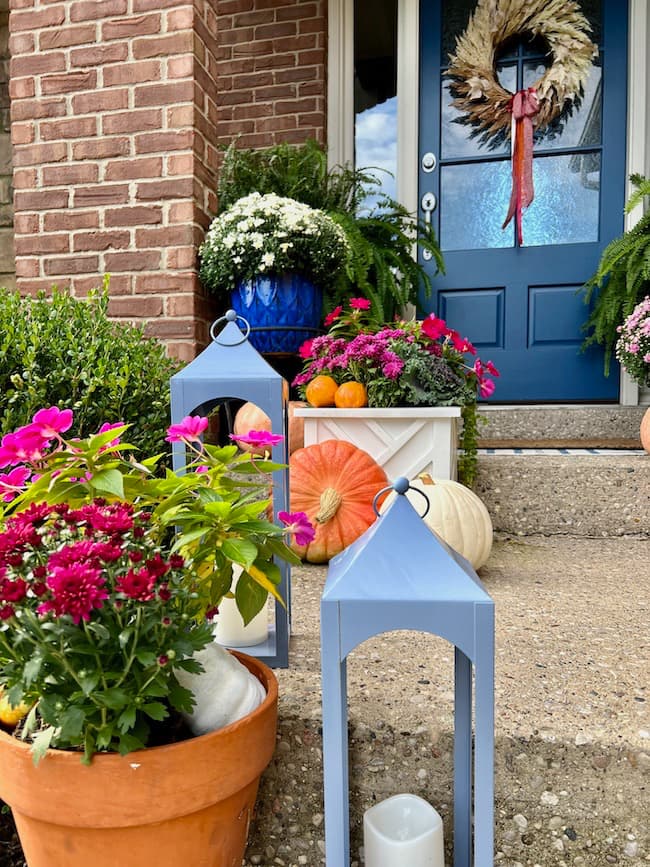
[334,381,368,408]
[233,401,306,455]
[289,440,388,563]
[305,375,338,408]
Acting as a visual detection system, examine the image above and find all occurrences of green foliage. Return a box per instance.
[212,139,444,322]
[582,174,650,374]
[0,280,180,457]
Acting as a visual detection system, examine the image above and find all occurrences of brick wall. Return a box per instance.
[8,0,328,358]
[215,0,327,150]
[0,2,15,289]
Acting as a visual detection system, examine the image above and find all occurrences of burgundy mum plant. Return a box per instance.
[0,407,311,762]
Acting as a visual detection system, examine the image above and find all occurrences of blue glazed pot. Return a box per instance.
[231,273,323,354]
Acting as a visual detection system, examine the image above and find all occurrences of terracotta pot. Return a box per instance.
[641,407,650,454]
[0,652,278,867]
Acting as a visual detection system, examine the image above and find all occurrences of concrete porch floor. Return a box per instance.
[243,535,649,867]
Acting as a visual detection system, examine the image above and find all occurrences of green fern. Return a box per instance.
[213,140,444,322]
[582,174,650,374]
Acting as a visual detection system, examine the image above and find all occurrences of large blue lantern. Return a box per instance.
[170,310,290,668]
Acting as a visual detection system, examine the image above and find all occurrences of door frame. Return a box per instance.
[327,0,649,405]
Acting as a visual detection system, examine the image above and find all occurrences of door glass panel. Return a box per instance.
[523,153,601,247]
[528,60,602,150]
[440,161,514,251]
[354,0,398,204]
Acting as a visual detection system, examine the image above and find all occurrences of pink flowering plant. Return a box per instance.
[295,301,500,484]
[615,296,650,387]
[0,407,309,763]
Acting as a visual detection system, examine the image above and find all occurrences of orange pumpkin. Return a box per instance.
[289,440,388,563]
[233,401,306,455]
[641,408,650,454]
[305,375,338,408]
[334,381,368,408]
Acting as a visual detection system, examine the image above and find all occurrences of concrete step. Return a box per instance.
[474,452,650,537]
[477,405,646,448]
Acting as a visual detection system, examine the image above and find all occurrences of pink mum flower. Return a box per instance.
[117,568,155,601]
[40,564,108,624]
[166,415,209,443]
[278,510,315,547]
[349,298,371,310]
[230,430,284,449]
[31,407,74,439]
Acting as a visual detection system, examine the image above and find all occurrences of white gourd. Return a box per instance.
[399,474,493,569]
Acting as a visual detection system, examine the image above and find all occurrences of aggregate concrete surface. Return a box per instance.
[244,535,649,867]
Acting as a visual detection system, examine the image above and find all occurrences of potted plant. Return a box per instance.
[198,191,350,354]
[615,296,650,451]
[0,407,313,866]
[582,174,650,374]
[212,139,445,324]
[292,301,499,486]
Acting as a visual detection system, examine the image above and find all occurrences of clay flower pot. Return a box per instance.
[0,652,277,867]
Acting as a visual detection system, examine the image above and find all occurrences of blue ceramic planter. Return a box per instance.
[231,273,322,354]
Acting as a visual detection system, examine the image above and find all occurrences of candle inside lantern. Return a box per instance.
[214,565,268,648]
[363,794,444,867]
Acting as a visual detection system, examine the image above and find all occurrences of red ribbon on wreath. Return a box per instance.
[502,87,539,245]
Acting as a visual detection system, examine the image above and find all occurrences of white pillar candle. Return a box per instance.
[214,565,268,648]
[363,794,444,867]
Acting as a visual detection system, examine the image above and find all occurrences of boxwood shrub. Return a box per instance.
[0,283,181,458]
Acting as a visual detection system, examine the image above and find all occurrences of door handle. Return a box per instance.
[421,192,437,260]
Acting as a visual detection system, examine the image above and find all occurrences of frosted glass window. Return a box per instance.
[440,161,514,251]
[526,61,602,150]
[523,153,601,246]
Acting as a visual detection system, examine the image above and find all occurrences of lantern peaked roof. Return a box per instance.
[322,481,493,606]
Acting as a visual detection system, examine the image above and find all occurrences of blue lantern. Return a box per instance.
[170,310,290,668]
[321,477,495,864]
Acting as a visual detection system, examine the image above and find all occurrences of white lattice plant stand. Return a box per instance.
[293,407,460,481]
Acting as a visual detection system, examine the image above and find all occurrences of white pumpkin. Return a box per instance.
[384,474,493,569]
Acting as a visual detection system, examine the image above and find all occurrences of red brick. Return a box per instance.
[12,142,68,168]
[11,52,66,77]
[72,89,129,114]
[105,205,163,227]
[42,70,98,95]
[132,32,193,60]
[233,9,273,26]
[255,115,297,133]
[70,0,128,23]
[70,44,128,67]
[44,255,100,276]
[42,163,99,186]
[40,116,98,141]
[133,81,194,108]
[103,60,161,87]
[135,272,197,294]
[11,121,34,145]
[133,0,184,10]
[102,109,162,135]
[168,201,196,224]
[167,55,194,79]
[9,77,36,100]
[104,157,163,181]
[73,185,130,207]
[14,214,40,234]
[166,6,193,30]
[108,296,164,318]
[253,84,296,101]
[145,318,199,339]
[167,153,194,176]
[15,258,40,278]
[166,246,195,269]
[73,230,131,251]
[9,32,36,55]
[134,130,193,154]
[135,225,194,248]
[105,250,162,271]
[167,105,194,128]
[72,137,131,159]
[166,342,196,363]
[11,97,67,122]
[15,234,70,255]
[44,211,99,231]
[277,4,318,22]
[11,5,65,31]
[12,168,38,189]
[136,178,194,201]
[255,22,296,40]
[102,14,161,41]
[39,24,97,50]
[75,273,132,296]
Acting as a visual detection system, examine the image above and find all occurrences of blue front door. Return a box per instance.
[419,0,628,401]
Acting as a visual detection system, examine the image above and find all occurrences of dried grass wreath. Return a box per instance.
[447,0,597,143]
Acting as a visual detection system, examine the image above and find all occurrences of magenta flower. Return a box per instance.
[0,428,49,468]
[39,564,108,624]
[31,407,74,439]
[449,331,476,355]
[479,378,496,398]
[165,415,209,443]
[349,297,371,310]
[421,315,447,341]
[97,422,124,450]
[278,510,316,547]
[484,360,500,377]
[0,466,31,502]
[116,568,155,601]
[229,430,284,449]
[324,305,343,326]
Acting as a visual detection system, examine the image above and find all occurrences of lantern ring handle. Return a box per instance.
[210,310,251,345]
[372,478,430,519]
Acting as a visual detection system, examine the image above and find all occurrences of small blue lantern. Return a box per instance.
[321,477,495,865]
[170,310,290,668]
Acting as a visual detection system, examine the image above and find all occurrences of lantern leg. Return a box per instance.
[321,606,350,867]
[474,609,495,866]
[454,647,472,867]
